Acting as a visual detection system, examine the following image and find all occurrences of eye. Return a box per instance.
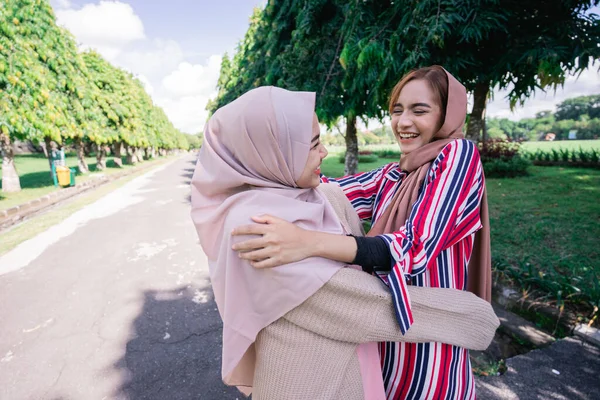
[393,109,403,115]
[413,110,426,115]
[312,141,320,150]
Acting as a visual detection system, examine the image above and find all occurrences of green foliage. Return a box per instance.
[210,0,599,149]
[483,156,531,178]
[524,146,600,168]
[488,94,600,141]
[479,139,531,177]
[0,0,187,156]
[555,94,600,121]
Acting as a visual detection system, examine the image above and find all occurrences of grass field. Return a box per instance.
[328,139,600,155]
[322,152,600,322]
[520,140,600,152]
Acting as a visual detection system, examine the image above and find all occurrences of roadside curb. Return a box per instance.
[0,154,190,230]
[493,281,599,348]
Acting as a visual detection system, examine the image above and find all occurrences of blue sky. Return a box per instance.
[50,1,600,133]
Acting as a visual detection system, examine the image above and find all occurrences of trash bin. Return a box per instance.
[56,166,71,187]
[69,168,76,187]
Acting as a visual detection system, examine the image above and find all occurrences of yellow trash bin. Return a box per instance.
[56,165,71,187]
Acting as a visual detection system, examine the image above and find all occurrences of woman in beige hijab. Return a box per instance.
[192,84,498,399]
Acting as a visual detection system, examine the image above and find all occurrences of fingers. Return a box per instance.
[231,224,270,237]
[232,237,267,252]
[250,257,282,269]
[252,214,284,224]
[239,248,274,262]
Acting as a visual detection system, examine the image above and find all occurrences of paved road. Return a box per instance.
[0,155,241,400]
[476,336,600,400]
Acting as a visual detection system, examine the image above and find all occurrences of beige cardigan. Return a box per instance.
[247,184,500,399]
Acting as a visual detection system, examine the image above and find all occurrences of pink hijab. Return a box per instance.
[190,87,348,392]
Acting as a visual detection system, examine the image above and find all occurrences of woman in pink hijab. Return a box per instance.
[191,85,498,399]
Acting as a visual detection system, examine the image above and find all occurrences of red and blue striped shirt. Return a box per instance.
[323,139,485,399]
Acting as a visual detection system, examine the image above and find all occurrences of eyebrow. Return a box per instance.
[393,102,432,108]
[311,134,320,143]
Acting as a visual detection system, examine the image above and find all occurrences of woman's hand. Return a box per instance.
[231,215,315,268]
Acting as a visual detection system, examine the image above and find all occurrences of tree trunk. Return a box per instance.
[74,137,89,174]
[344,114,358,176]
[466,82,490,142]
[482,116,488,143]
[137,148,144,162]
[113,141,123,168]
[41,139,49,159]
[95,144,107,170]
[126,146,138,165]
[1,133,21,192]
[44,136,56,179]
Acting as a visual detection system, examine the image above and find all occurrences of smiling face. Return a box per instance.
[391,79,444,155]
[295,114,328,188]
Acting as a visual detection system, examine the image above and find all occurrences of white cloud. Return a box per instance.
[53,0,71,9]
[55,1,145,61]
[140,54,222,133]
[117,39,185,82]
[487,65,600,120]
[162,55,222,98]
[135,74,154,96]
[155,94,214,134]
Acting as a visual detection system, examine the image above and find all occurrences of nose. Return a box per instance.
[397,113,412,131]
[320,144,328,159]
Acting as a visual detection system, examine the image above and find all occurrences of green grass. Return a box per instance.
[329,140,600,155]
[321,152,394,177]
[488,167,600,317]
[520,140,600,152]
[0,153,153,211]
[322,152,600,322]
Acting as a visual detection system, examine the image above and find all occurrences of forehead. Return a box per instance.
[396,79,436,104]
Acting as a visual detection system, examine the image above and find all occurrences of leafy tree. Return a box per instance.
[555,94,600,121]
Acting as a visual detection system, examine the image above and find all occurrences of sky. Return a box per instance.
[50,1,600,134]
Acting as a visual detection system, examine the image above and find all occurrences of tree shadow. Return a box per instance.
[110,286,242,400]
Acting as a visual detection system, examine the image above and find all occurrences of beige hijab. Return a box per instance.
[190,87,346,391]
[368,68,492,302]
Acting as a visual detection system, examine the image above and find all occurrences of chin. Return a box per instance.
[398,140,424,155]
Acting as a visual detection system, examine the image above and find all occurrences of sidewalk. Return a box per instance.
[476,336,600,400]
[0,154,187,231]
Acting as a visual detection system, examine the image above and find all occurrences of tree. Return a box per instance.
[344,0,600,141]
[209,2,392,175]
[1,0,188,192]
[555,94,600,121]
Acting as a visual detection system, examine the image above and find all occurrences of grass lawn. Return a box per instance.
[322,153,600,322]
[0,153,156,211]
[520,140,600,152]
[328,139,600,156]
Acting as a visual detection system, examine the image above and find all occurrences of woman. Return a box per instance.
[192,85,497,399]
[231,67,491,399]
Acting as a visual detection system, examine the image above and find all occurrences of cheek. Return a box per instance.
[419,116,439,137]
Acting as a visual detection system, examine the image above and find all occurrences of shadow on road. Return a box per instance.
[110,285,241,400]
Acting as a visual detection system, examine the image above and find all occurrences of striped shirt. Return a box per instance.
[322,139,485,399]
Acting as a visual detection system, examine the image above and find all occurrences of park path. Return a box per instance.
[0,155,240,400]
